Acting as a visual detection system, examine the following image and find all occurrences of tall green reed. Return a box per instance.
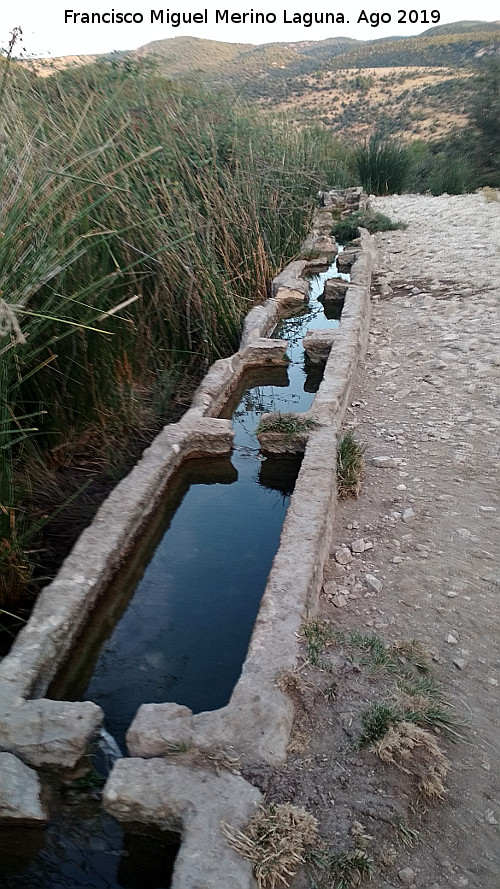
[0,58,349,605]
[354,134,413,195]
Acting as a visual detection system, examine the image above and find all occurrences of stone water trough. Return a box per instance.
[0,187,376,889]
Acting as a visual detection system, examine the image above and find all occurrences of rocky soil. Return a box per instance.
[243,193,500,889]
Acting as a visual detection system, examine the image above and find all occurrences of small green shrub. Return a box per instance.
[358,702,400,747]
[337,432,365,498]
[393,678,462,738]
[349,631,396,670]
[71,770,107,790]
[257,413,320,438]
[393,816,420,847]
[332,210,406,244]
[354,134,413,195]
[306,845,374,889]
[301,618,335,667]
[389,639,431,673]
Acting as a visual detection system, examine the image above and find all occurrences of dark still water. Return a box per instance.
[0,800,179,889]
[4,263,347,889]
[49,452,297,749]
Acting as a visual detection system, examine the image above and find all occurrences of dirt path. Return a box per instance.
[243,193,499,889]
[340,192,499,881]
[331,193,499,887]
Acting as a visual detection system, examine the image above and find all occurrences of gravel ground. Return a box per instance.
[244,193,500,889]
[328,192,500,887]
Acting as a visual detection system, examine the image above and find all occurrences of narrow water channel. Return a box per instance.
[48,260,346,751]
[0,260,347,889]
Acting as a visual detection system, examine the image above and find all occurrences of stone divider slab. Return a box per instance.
[272,260,311,309]
[104,759,262,889]
[323,276,348,303]
[0,753,47,824]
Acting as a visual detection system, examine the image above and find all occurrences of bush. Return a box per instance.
[429,155,474,195]
[469,58,500,182]
[332,210,406,243]
[337,432,365,498]
[354,134,413,195]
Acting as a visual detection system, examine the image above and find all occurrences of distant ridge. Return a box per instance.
[122,24,499,93]
[422,19,500,36]
[22,22,499,86]
[132,35,254,75]
[127,34,358,84]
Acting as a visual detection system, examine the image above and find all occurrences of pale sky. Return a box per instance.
[1,1,498,59]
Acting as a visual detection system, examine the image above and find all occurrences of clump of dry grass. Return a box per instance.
[337,432,365,499]
[480,186,500,202]
[222,803,318,888]
[392,688,436,716]
[373,721,451,801]
[276,669,307,698]
[388,639,432,672]
[257,413,320,438]
[287,729,310,755]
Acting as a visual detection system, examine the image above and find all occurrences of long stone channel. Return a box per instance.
[0,188,376,889]
[46,265,344,752]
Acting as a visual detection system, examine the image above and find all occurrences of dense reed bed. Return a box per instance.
[0,58,350,610]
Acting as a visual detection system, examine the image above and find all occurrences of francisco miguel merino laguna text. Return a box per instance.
[64,9,351,27]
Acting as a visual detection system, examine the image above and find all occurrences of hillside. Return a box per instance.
[422,19,500,35]
[265,66,477,143]
[127,34,359,89]
[123,26,500,86]
[102,25,500,142]
[16,23,500,141]
[321,29,500,70]
[132,35,253,74]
